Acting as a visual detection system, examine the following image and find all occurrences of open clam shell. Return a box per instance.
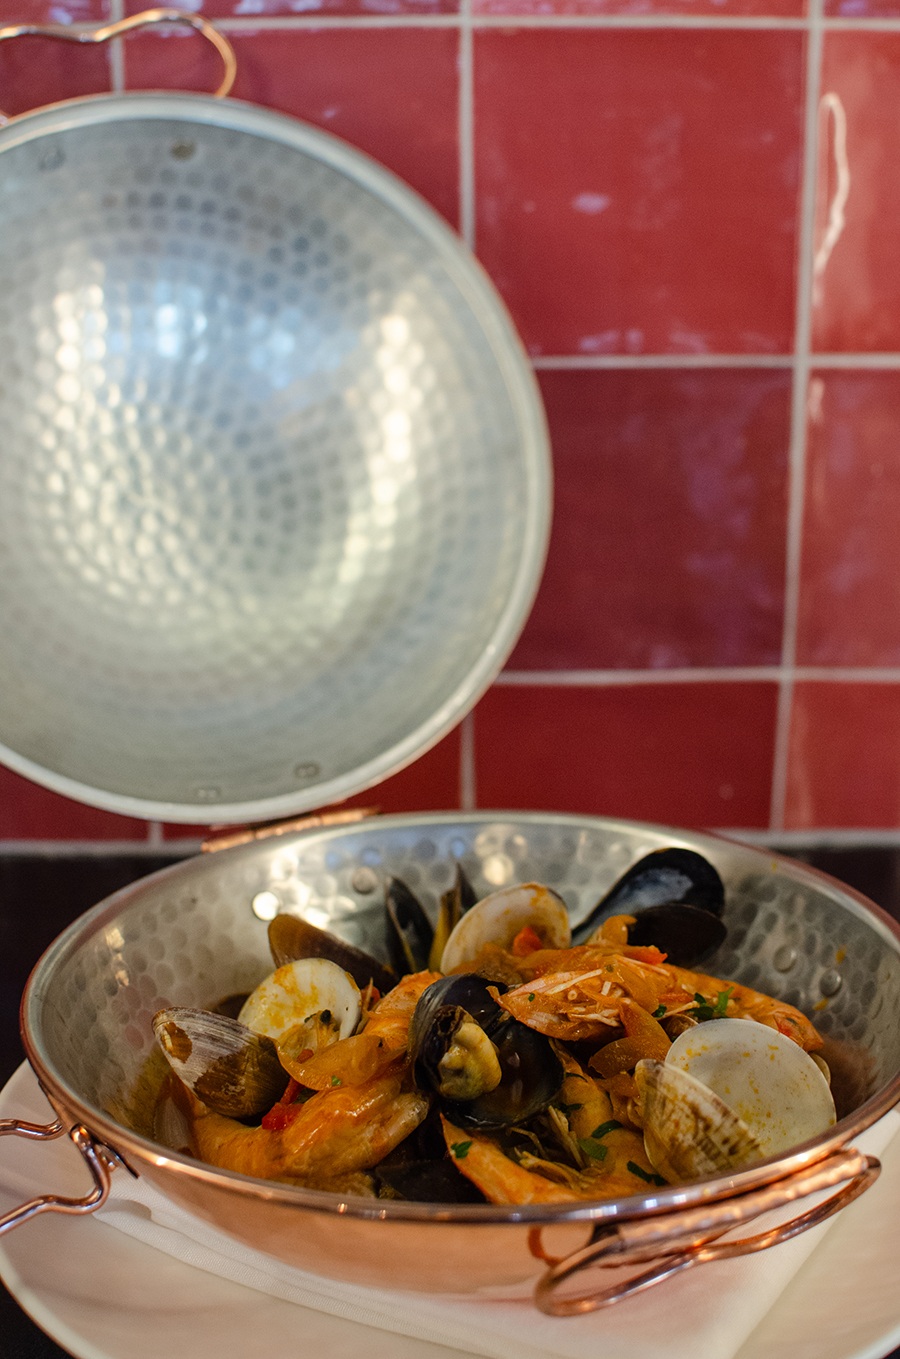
[636,1017,837,1184]
[666,1017,837,1158]
[439,882,571,972]
[238,957,362,1046]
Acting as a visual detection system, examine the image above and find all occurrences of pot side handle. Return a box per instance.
[0,1118,121,1234]
[534,1146,881,1316]
[0,7,237,124]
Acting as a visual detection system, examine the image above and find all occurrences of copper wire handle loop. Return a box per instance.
[534,1148,881,1316]
[0,1122,119,1235]
[0,7,237,124]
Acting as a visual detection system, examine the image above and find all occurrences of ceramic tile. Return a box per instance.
[813,34,900,349]
[474,29,804,357]
[473,682,778,828]
[0,27,111,118]
[122,27,460,226]
[511,368,791,670]
[163,0,457,18]
[797,371,900,666]
[0,768,148,840]
[785,683,900,828]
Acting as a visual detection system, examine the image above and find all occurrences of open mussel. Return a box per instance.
[267,913,396,994]
[574,848,727,966]
[409,974,564,1129]
[635,1017,836,1183]
[385,875,435,974]
[152,1007,290,1118]
[428,865,478,971]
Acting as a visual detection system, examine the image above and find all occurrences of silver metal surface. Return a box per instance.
[0,94,550,823]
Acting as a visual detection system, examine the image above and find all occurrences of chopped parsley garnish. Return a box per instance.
[579,1139,609,1161]
[557,1101,584,1114]
[330,1076,342,1087]
[689,987,733,1021]
[652,1004,667,1018]
[627,1161,667,1186]
[450,1141,472,1160]
[527,993,536,1001]
[590,1119,624,1140]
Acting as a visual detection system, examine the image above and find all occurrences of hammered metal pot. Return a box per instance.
[4,813,900,1313]
[0,12,551,826]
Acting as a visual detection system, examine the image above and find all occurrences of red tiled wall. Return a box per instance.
[0,0,897,844]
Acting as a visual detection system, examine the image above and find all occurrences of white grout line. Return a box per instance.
[5,827,900,855]
[459,711,477,810]
[107,0,126,93]
[769,0,826,833]
[458,0,476,249]
[495,666,900,685]
[0,840,200,857]
[213,12,811,29]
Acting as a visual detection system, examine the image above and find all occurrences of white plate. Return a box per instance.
[2,1062,899,1359]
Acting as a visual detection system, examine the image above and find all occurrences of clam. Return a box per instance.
[574,848,727,966]
[635,1017,837,1184]
[409,974,564,1129]
[238,957,362,1052]
[267,912,397,994]
[152,1007,290,1118]
[439,882,571,973]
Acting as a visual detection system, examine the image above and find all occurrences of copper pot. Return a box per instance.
[2,812,899,1314]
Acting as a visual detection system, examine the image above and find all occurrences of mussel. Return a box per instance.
[385,875,435,974]
[574,848,727,966]
[408,974,564,1129]
[635,1018,836,1183]
[267,912,396,994]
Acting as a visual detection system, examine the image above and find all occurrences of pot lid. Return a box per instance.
[0,93,551,824]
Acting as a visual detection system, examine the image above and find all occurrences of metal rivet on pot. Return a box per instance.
[251,890,281,921]
[294,762,321,780]
[819,968,843,997]
[171,140,196,160]
[194,785,222,802]
[773,945,797,972]
[351,867,379,894]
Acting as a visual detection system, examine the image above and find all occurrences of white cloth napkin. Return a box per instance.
[100,1112,900,1359]
[4,1068,899,1359]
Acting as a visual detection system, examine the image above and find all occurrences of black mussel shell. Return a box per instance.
[385,876,435,974]
[267,913,396,994]
[373,1108,486,1202]
[375,1157,487,1203]
[625,901,728,967]
[429,864,479,971]
[409,975,563,1130]
[573,848,726,948]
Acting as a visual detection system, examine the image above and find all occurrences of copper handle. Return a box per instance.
[0,1118,123,1234]
[0,7,237,124]
[535,1147,881,1316]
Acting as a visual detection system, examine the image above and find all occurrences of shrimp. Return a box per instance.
[498,943,822,1052]
[187,1063,430,1188]
[278,969,441,1089]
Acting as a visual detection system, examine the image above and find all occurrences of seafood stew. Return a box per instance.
[151,855,838,1205]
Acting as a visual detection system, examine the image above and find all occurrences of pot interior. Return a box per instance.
[23,814,900,1143]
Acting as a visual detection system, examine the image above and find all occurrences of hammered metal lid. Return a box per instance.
[0,94,551,823]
